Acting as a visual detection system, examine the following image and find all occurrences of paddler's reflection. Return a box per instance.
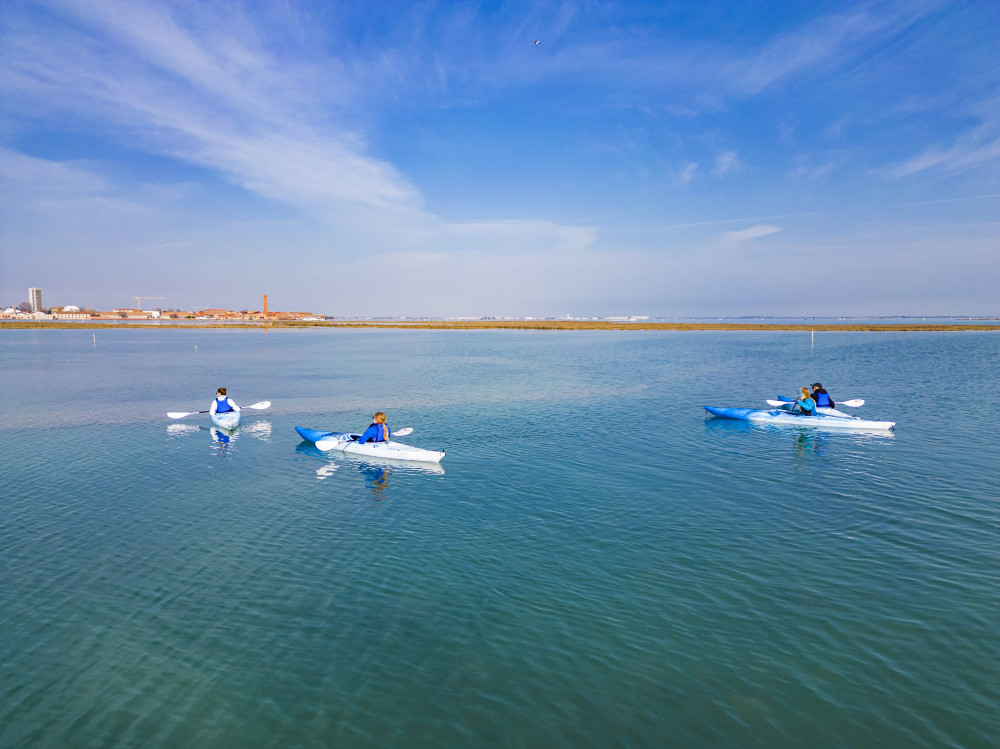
[794,430,823,459]
[210,427,232,446]
[362,465,392,500]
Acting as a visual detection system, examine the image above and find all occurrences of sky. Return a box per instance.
[1,0,998,317]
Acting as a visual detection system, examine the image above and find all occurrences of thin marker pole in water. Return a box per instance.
[811,329,814,345]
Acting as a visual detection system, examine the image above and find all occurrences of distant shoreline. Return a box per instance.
[2,320,997,332]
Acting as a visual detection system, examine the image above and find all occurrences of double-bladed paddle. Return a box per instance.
[167,400,271,419]
[767,398,864,408]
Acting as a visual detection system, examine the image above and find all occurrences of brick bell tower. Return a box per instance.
[263,294,269,318]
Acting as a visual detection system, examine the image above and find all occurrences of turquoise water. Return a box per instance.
[2,329,997,748]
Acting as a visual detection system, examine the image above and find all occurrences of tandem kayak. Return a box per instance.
[295,427,446,463]
[704,406,895,430]
[211,410,241,431]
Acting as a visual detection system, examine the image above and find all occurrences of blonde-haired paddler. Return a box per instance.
[355,411,391,444]
[791,387,816,416]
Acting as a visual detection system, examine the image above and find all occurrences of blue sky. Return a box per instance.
[1,0,997,317]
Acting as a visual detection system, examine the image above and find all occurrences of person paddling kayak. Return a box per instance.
[210,387,241,415]
[810,383,835,408]
[354,411,391,444]
[791,387,816,415]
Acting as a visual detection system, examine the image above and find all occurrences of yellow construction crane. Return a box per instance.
[134,296,164,311]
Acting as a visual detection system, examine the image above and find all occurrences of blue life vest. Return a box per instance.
[215,396,233,413]
[357,422,390,443]
[814,391,832,407]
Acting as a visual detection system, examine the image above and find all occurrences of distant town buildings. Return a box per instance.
[2,290,651,324]
[1,291,316,322]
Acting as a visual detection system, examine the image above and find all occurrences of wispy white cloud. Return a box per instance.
[2,0,422,219]
[544,3,931,104]
[676,163,698,186]
[722,225,782,242]
[873,137,1000,180]
[0,148,108,193]
[723,17,863,95]
[901,193,1000,206]
[712,150,741,177]
[663,213,820,231]
[789,152,852,180]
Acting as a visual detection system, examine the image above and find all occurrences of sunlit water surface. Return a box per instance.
[2,328,997,748]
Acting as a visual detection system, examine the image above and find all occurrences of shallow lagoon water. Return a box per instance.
[1,328,998,748]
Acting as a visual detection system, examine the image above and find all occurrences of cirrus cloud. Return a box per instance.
[722,225,782,242]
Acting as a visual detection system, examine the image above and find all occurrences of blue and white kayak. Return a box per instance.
[705,406,895,430]
[295,427,446,463]
[211,410,241,431]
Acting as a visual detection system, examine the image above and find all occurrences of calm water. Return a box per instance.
[2,329,997,748]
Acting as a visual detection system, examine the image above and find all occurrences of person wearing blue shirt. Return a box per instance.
[791,386,816,415]
[210,387,240,415]
[355,411,391,443]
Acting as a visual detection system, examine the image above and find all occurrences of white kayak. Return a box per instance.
[705,406,895,430]
[295,427,445,463]
[211,410,241,431]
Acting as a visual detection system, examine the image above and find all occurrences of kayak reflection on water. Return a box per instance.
[293,443,445,499]
[210,427,232,447]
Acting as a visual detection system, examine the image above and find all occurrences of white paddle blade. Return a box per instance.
[314,439,342,451]
[167,411,196,419]
[246,401,271,409]
[393,427,413,437]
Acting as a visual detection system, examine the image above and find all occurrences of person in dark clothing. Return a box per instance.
[810,383,835,408]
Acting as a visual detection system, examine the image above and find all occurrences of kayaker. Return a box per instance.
[355,411,391,444]
[210,387,240,415]
[810,383,835,408]
[791,387,816,416]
